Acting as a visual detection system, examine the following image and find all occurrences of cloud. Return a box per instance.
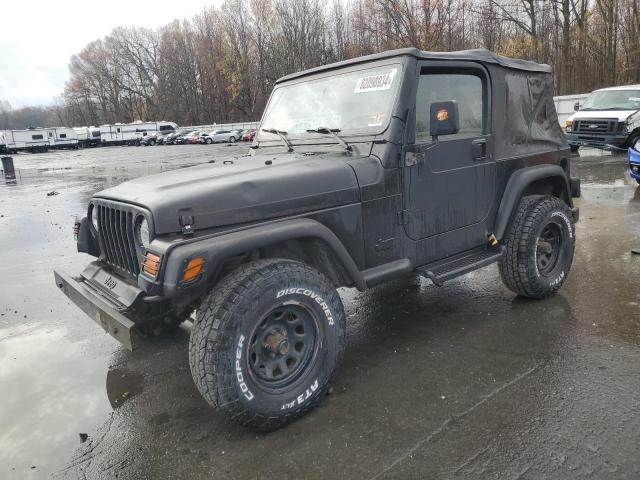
[0,0,219,108]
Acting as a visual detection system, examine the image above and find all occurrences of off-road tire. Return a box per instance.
[189,259,345,431]
[499,195,575,299]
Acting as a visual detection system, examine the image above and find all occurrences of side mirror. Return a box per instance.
[430,101,459,138]
[574,102,580,111]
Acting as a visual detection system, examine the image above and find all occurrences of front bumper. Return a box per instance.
[565,132,628,150]
[54,268,140,351]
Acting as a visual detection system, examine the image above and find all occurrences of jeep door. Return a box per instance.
[403,62,495,262]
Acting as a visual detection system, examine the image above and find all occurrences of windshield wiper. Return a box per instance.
[306,127,352,153]
[262,127,293,152]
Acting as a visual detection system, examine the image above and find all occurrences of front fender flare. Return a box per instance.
[494,164,570,241]
[161,218,366,297]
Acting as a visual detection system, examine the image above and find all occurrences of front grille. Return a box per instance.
[573,119,618,135]
[96,203,140,276]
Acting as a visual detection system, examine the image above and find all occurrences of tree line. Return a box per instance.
[1,0,639,130]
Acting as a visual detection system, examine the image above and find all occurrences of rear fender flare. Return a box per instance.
[161,218,366,297]
[494,164,570,241]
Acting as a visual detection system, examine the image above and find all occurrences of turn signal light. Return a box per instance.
[143,252,161,277]
[182,257,204,282]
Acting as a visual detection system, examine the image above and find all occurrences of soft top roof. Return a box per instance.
[277,47,551,84]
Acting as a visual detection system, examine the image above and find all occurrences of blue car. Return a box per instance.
[630,140,640,184]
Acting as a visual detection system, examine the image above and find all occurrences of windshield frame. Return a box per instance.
[256,60,405,146]
[580,89,640,111]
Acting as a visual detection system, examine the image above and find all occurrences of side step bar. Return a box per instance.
[417,247,505,286]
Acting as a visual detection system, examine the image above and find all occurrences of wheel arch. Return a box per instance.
[494,164,571,241]
[161,218,366,298]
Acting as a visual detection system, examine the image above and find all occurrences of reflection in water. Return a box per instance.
[105,368,145,409]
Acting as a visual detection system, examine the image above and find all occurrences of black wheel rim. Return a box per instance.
[536,221,563,275]
[248,304,319,389]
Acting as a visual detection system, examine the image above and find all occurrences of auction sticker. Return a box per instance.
[355,68,397,93]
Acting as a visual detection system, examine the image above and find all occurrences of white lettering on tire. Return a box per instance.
[280,379,319,410]
[276,288,334,325]
[236,335,254,401]
[551,211,573,238]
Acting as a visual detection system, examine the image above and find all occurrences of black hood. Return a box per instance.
[95,152,360,234]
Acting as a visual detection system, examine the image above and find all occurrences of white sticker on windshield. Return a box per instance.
[354,68,397,93]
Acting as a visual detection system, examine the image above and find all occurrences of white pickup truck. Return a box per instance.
[564,84,640,152]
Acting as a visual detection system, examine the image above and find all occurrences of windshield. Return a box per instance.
[581,89,640,111]
[257,63,401,142]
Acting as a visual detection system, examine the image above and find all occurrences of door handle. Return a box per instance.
[472,139,487,161]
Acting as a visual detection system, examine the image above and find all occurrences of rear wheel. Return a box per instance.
[189,259,345,431]
[499,195,575,299]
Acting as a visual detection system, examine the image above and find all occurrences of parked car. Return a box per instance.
[242,129,257,141]
[186,132,205,144]
[564,84,640,153]
[201,129,242,144]
[629,138,640,184]
[175,131,198,144]
[165,129,193,145]
[140,131,160,146]
[56,47,580,431]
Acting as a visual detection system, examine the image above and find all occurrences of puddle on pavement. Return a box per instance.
[0,146,638,479]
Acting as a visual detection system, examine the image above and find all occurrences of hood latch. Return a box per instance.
[179,209,195,237]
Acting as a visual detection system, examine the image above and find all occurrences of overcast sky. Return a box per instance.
[0,0,222,108]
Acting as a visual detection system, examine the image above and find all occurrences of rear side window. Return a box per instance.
[159,125,174,131]
[32,134,43,140]
[92,131,100,137]
[415,70,485,143]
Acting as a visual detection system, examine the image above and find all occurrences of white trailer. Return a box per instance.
[47,127,79,149]
[553,93,589,126]
[3,128,50,153]
[99,121,177,145]
[73,127,101,147]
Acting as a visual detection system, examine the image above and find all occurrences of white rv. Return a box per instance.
[99,121,177,146]
[47,127,79,149]
[3,128,50,153]
[73,127,101,147]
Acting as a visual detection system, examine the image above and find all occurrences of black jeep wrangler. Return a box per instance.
[55,48,580,430]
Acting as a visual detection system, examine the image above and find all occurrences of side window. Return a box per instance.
[60,133,67,138]
[416,71,485,143]
[32,134,43,140]
[117,127,121,133]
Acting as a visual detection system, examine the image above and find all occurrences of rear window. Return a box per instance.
[92,131,100,137]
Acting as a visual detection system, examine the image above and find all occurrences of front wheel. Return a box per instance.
[498,195,575,299]
[229,136,236,143]
[189,259,345,431]
[205,138,212,144]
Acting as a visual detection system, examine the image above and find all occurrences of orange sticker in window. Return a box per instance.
[436,109,449,121]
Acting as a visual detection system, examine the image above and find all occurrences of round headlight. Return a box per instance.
[137,217,151,250]
[90,205,98,231]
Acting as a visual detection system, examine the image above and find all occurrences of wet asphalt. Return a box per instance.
[0,145,639,479]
